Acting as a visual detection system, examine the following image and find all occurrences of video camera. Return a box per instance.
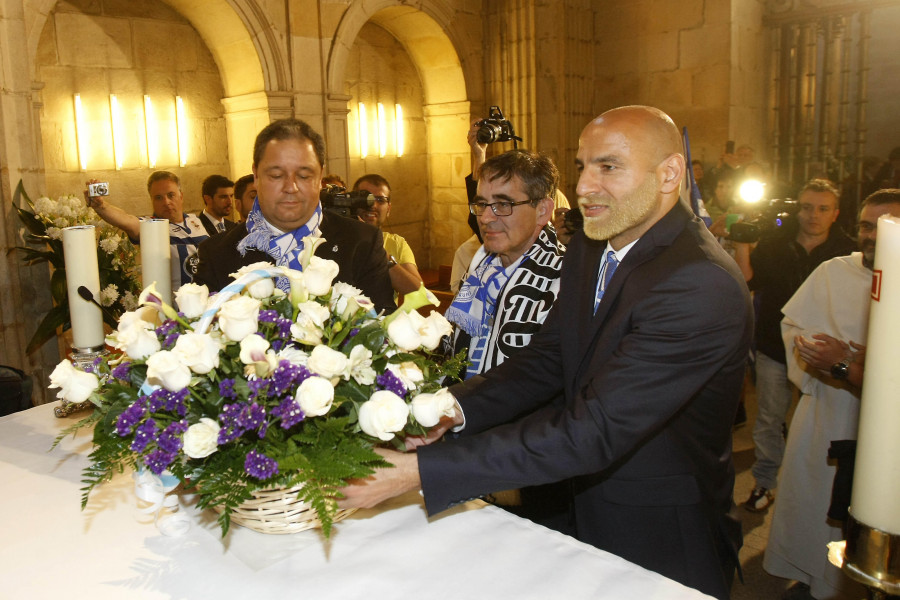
[475,106,522,146]
[729,198,799,243]
[319,184,375,219]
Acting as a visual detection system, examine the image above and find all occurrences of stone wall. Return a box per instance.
[35,0,230,216]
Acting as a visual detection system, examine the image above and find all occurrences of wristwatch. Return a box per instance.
[387,255,398,268]
[830,359,851,380]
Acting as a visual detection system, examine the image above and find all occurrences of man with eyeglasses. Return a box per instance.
[193,119,395,312]
[352,174,424,298]
[763,189,900,600]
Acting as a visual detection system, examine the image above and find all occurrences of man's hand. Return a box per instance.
[337,447,421,509]
[468,120,488,173]
[794,333,850,372]
[404,413,458,450]
[83,178,106,211]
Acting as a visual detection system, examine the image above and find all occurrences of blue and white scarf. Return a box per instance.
[236,199,323,291]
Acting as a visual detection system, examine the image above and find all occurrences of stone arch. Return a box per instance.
[325,0,476,267]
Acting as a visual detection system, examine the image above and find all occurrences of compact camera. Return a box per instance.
[475,106,522,146]
[88,182,109,196]
[319,184,375,219]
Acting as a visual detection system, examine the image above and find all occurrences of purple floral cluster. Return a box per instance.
[217,402,267,444]
[244,449,279,480]
[376,369,407,398]
[259,310,293,351]
[272,396,305,429]
[219,378,237,399]
[127,418,188,474]
[155,319,180,350]
[247,359,311,402]
[111,361,132,381]
[115,389,188,437]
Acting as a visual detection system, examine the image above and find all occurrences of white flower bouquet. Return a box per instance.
[12,180,140,353]
[53,237,463,536]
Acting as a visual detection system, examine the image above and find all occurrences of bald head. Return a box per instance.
[575,105,686,249]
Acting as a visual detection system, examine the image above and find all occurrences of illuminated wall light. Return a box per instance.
[394,104,404,157]
[175,96,188,168]
[73,94,88,171]
[377,103,387,158]
[109,94,123,170]
[143,95,158,168]
[358,102,369,158]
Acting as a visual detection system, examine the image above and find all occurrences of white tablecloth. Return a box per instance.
[0,403,711,599]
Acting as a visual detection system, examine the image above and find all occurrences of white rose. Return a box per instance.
[386,310,423,351]
[418,312,453,351]
[295,376,335,417]
[114,321,161,360]
[358,390,410,441]
[410,388,457,427]
[246,277,275,299]
[290,321,322,345]
[182,418,221,458]
[217,295,261,341]
[346,345,376,385]
[48,359,100,403]
[146,350,193,391]
[172,331,221,374]
[297,301,331,329]
[304,256,340,296]
[117,306,160,331]
[330,282,372,319]
[277,345,309,367]
[387,361,424,390]
[174,283,210,319]
[239,333,271,364]
[306,345,349,379]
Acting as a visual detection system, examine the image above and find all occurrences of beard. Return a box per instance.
[861,238,876,269]
[579,175,659,242]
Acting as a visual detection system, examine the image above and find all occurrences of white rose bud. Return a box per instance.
[304,256,340,297]
[48,359,100,404]
[246,277,275,300]
[418,312,453,351]
[146,350,193,392]
[217,295,261,342]
[172,331,221,374]
[174,283,210,319]
[182,418,221,458]
[358,390,410,441]
[295,376,335,417]
[239,333,271,364]
[114,321,161,360]
[386,310,423,351]
[411,388,457,428]
[306,345,349,379]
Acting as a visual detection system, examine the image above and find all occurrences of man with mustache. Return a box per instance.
[341,106,752,600]
[763,189,900,600]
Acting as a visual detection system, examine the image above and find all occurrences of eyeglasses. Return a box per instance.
[469,199,534,216]
[373,195,390,205]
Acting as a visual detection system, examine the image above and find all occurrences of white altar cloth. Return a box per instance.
[0,403,711,599]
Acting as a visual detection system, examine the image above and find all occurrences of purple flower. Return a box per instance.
[376,370,407,398]
[273,397,305,429]
[157,420,188,453]
[115,402,147,436]
[219,379,237,400]
[238,403,266,432]
[131,418,159,453]
[217,403,245,444]
[244,450,278,480]
[145,448,178,475]
[258,310,278,324]
[111,362,132,381]
[247,377,269,401]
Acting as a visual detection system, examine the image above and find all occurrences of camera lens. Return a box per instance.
[476,123,503,144]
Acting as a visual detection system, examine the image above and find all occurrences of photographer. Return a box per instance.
[731,179,855,512]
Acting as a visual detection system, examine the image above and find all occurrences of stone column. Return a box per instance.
[0,0,56,404]
[424,100,470,268]
[324,93,351,182]
[220,91,293,176]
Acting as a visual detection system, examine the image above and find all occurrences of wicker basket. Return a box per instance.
[214,485,357,535]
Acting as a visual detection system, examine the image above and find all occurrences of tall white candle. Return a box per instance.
[140,219,171,305]
[62,225,104,350]
[851,214,900,534]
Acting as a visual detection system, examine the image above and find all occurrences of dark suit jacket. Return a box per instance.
[418,201,752,600]
[193,210,395,313]
[198,212,237,237]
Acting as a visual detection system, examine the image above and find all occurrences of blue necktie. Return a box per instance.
[216,222,225,233]
[594,251,619,313]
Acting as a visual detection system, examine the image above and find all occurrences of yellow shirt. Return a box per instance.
[383,231,416,265]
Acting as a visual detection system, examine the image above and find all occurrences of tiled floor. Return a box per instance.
[731,378,795,600]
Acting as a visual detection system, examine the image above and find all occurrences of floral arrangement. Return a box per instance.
[52,238,463,536]
[12,180,141,353]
